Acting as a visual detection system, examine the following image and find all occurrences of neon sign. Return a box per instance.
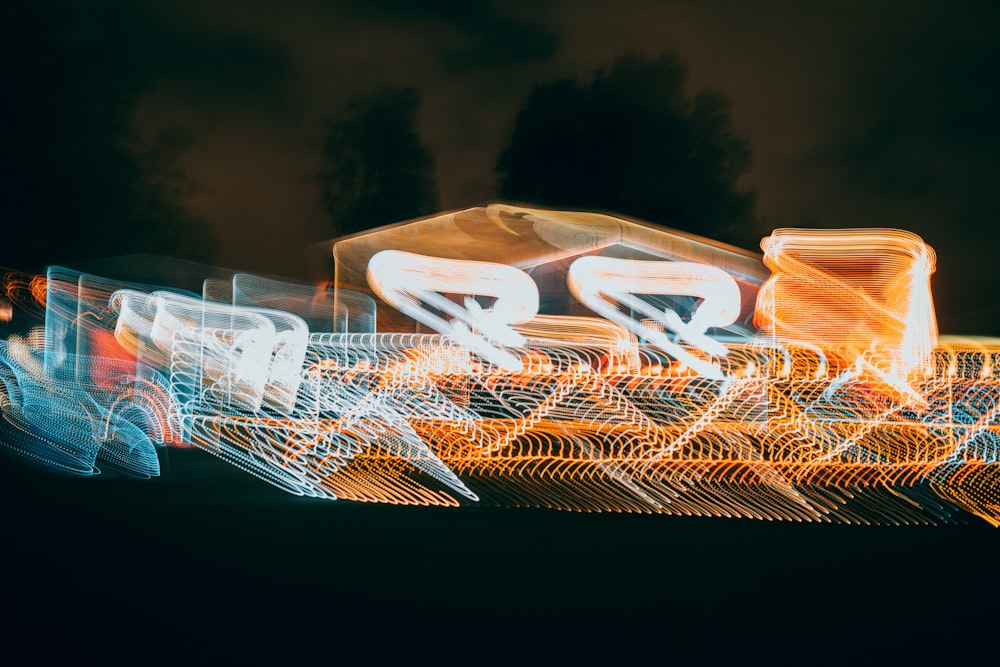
[1,205,998,525]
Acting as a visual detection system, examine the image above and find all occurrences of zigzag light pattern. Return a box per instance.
[2,205,999,525]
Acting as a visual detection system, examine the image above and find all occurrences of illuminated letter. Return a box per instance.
[366,250,539,371]
[568,256,741,379]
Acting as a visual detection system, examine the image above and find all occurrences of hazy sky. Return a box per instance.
[13,0,1000,330]
[6,6,1000,657]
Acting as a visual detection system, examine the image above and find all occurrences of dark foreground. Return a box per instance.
[3,446,997,665]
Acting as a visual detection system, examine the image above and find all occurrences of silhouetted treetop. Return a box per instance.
[318,87,439,237]
[497,54,756,247]
[0,2,215,270]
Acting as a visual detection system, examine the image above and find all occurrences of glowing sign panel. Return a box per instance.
[2,205,1000,526]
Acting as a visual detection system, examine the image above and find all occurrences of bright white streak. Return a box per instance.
[367,250,539,371]
[568,256,741,379]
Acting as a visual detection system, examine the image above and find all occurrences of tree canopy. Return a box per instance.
[497,54,757,247]
[317,87,439,237]
[0,2,214,271]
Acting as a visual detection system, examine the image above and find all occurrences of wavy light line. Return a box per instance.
[1,206,998,525]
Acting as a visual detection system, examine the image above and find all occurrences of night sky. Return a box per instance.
[4,1,1000,663]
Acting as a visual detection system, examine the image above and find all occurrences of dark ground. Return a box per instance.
[3,446,997,665]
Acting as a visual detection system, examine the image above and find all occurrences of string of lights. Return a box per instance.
[1,205,998,524]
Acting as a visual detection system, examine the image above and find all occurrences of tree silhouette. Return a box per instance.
[318,87,439,237]
[0,2,215,271]
[497,54,757,247]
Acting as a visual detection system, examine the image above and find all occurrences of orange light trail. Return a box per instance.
[1,205,999,525]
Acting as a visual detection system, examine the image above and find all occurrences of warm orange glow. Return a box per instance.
[3,206,1000,525]
[0,268,46,320]
[755,228,937,404]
